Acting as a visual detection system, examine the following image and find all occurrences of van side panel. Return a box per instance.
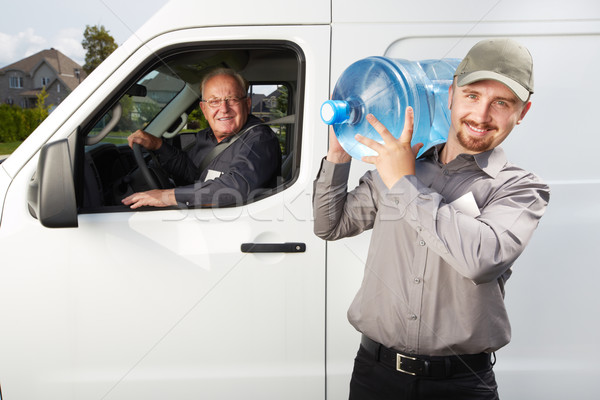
[0,22,331,400]
[327,2,600,399]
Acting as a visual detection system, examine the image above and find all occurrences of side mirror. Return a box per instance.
[27,139,78,228]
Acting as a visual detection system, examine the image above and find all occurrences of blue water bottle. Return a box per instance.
[321,57,461,160]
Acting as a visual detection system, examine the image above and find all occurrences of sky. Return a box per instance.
[0,0,169,68]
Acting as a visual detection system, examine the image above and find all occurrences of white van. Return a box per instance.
[0,0,598,398]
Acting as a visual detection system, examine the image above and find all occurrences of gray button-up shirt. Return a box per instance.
[313,145,550,356]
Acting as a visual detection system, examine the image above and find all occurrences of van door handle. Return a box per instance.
[241,242,306,253]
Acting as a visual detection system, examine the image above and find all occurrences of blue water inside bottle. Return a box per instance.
[321,57,461,160]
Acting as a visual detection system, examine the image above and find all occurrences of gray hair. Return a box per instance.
[200,68,249,98]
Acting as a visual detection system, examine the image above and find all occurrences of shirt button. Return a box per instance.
[419,240,426,246]
[443,169,449,176]
[409,314,418,321]
[413,277,421,284]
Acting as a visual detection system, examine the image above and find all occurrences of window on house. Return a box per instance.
[41,77,50,87]
[9,76,24,89]
[57,83,61,93]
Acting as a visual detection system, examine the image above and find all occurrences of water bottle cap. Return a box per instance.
[320,100,349,125]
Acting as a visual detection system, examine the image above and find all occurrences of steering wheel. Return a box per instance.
[132,142,160,190]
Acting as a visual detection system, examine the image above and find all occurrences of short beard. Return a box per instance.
[456,121,494,153]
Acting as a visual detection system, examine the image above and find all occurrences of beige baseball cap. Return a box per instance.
[454,38,534,102]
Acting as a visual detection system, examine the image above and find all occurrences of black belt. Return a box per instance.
[360,335,492,378]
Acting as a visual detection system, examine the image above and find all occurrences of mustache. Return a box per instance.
[461,119,496,132]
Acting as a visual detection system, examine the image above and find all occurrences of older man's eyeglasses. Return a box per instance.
[201,96,247,108]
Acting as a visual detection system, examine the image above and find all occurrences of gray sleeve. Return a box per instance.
[379,173,550,284]
[312,158,378,240]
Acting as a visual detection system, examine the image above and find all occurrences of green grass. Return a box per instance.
[0,141,22,155]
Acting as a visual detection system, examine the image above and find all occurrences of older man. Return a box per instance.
[313,39,550,399]
[123,68,281,208]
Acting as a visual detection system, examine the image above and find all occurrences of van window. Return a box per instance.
[76,44,303,212]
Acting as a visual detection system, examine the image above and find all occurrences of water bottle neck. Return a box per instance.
[320,99,362,125]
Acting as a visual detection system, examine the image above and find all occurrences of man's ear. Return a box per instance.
[448,83,454,110]
[199,101,208,117]
[519,101,532,123]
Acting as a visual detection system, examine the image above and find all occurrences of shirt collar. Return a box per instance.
[472,147,507,178]
[421,144,507,179]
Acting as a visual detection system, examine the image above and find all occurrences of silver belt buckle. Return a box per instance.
[396,353,417,375]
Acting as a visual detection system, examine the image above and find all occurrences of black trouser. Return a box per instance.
[349,344,499,400]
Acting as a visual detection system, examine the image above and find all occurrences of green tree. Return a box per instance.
[0,105,20,142]
[0,89,51,142]
[34,87,51,124]
[116,96,136,132]
[273,86,289,118]
[187,107,208,130]
[82,25,118,74]
[272,86,289,152]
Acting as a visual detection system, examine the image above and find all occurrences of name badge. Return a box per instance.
[449,192,481,218]
[204,169,223,181]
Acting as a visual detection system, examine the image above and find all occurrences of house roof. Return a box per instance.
[140,73,184,92]
[0,48,87,91]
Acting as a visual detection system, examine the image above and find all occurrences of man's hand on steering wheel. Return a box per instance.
[128,129,165,190]
[128,129,163,151]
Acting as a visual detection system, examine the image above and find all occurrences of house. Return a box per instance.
[139,72,183,105]
[0,48,87,109]
[250,86,286,122]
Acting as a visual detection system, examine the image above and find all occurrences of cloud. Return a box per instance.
[0,27,85,68]
[54,28,86,65]
[0,28,47,66]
